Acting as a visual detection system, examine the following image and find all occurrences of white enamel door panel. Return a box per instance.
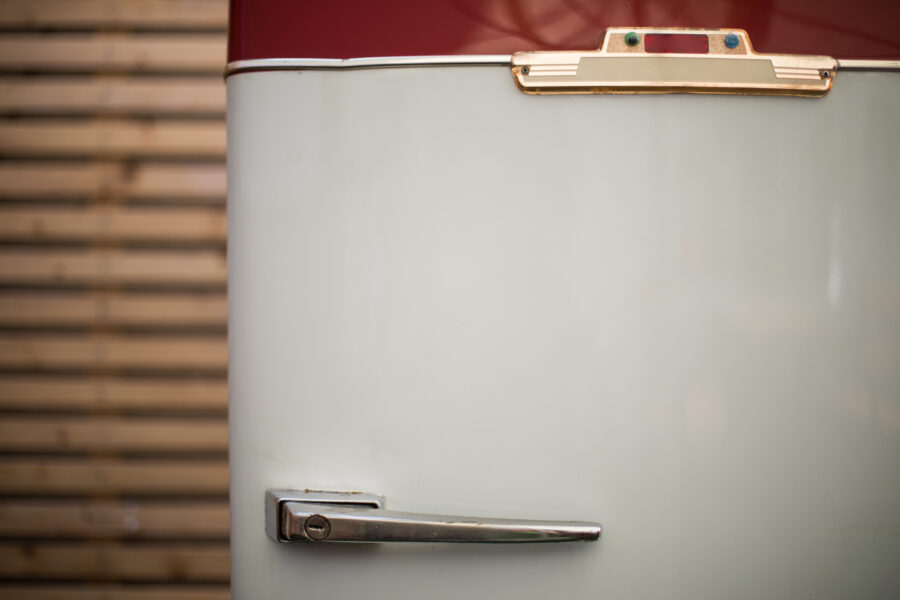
[227,67,900,599]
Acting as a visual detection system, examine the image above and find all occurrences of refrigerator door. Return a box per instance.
[227,60,900,598]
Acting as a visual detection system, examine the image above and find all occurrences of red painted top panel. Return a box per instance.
[228,0,900,63]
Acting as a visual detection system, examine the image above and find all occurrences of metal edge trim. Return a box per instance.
[837,59,900,71]
[226,56,900,78]
[225,55,513,77]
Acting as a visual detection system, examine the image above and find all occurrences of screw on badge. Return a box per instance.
[625,32,640,47]
[724,33,740,48]
[304,514,331,541]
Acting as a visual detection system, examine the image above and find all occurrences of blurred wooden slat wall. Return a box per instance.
[0,1,230,598]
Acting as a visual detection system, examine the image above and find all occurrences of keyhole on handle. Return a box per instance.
[304,515,331,541]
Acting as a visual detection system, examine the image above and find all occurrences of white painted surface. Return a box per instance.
[227,67,900,599]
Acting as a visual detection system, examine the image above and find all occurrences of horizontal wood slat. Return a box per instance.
[0,416,227,453]
[0,248,227,286]
[0,500,229,539]
[0,162,226,201]
[0,206,226,243]
[0,291,227,328]
[0,77,225,115]
[0,0,228,30]
[0,585,230,600]
[0,458,228,495]
[0,120,226,158]
[0,34,226,73]
[0,334,227,371]
[0,585,229,600]
[0,542,230,581]
[0,376,227,412]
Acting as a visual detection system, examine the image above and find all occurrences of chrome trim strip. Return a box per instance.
[225,56,900,77]
[837,59,900,71]
[225,55,512,77]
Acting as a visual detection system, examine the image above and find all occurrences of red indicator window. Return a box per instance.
[644,34,709,54]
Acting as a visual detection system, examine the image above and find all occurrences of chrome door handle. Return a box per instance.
[266,489,601,543]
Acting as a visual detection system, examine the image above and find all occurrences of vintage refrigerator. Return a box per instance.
[226,1,900,597]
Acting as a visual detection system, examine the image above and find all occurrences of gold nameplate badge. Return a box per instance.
[512,28,836,97]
